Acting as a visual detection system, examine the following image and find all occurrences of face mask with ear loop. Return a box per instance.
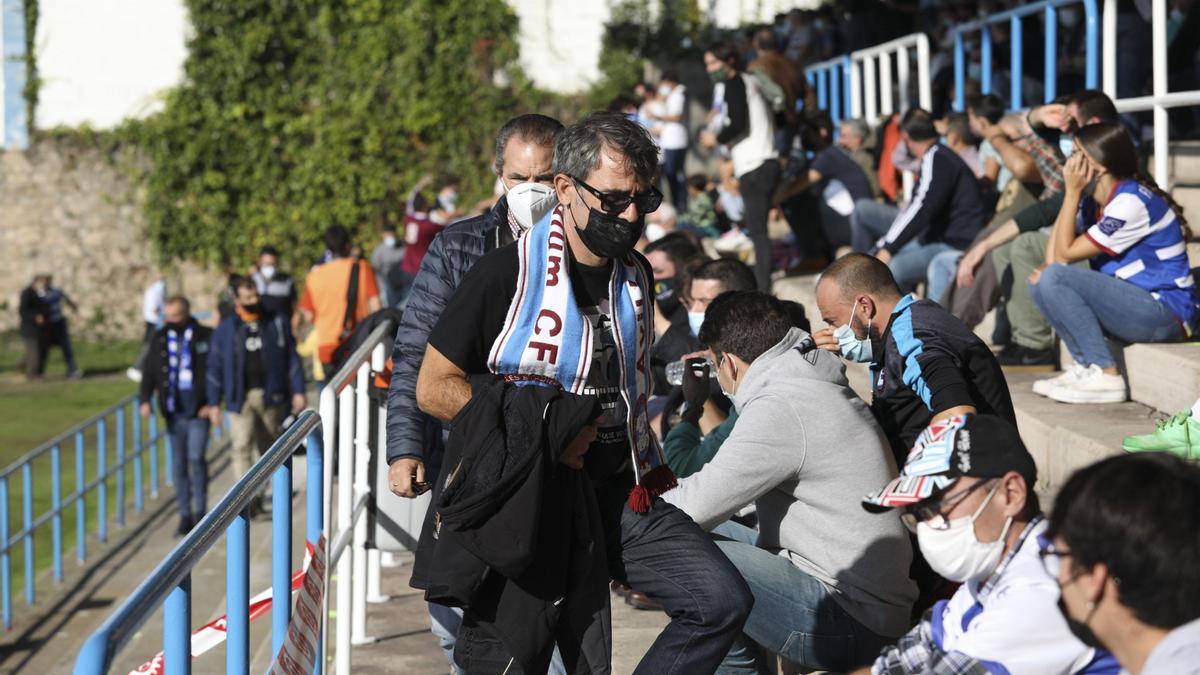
[833,303,874,363]
[506,182,558,231]
[916,481,1014,583]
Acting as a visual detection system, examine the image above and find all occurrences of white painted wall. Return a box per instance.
[506,0,612,95]
[707,0,819,29]
[34,0,188,129]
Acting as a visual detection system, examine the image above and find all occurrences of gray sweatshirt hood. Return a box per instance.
[734,328,849,412]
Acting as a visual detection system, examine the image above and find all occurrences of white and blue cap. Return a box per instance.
[863,414,1036,513]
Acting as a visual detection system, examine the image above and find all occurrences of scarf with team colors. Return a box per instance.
[487,204,675,511]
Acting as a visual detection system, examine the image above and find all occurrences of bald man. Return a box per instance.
[813,253,1016,465]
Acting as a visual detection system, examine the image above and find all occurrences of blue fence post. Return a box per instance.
[52,445,62,583]
[1010,14,1023,110]
[272,459,292,657]
[831,64,843,123]
[954,30,965,111]
[76,431,86,563]
[150,413,159,499]
[1044,5,1057,103]
[306,430,323,551]
[1083,0,1099,89]
[981,25,993,95]
[134,406,144,513]
[227,510,250,674]
[162,412,173,489]
[1,477,10,630]
[841,56,852,120]
[116,408,126,527]
[98,418,107,544]
[22,464,33,605]
[817,68,828,111]
[164,574,192,675]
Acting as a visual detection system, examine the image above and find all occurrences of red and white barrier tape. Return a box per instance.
[268,534,328,674]
[129,539,322,675]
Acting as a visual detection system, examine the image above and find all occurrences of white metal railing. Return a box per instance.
[848,32,933,128]
[1104,0,1200,189]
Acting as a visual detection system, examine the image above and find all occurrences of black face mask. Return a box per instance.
[165,321,188,333]
[572,197,644,260]
[1056,597,1106,650]
[656,279,682,317]
[241,302,263,315]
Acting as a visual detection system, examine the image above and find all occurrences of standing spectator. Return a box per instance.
[648,71,689,212]
[207,278,306,513]
[138,296,213,535]
[431,177,464,226]
[399,191,447,307]
[128,272,166,382]
[251,245,298,327]
[700,41,780,291]
[38,275,82,378]
[18,275,49,381]
[1029,124,1197,404]
[1046,453,1200,674]
[298,225,381,373]
[748,27,808,152]
[370,224,406,308]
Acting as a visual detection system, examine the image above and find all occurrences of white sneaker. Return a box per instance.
[126,367,142,383]
[1032,363,1085,397]
[1047,364,1127,404]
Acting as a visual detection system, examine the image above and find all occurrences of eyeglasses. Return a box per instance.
[571,176,663,216]
[1038,542,1072,579]
[899,478,997,533]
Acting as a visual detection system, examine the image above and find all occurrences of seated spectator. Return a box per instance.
[776,112,875,260]
[1030,123,1197,404]
[663,291,917,672]
[939,112,981,177]
[1045,453,1200,674]
[857,415,1118,675]
[644,202,678,242]
[969,94,1014,197]
[814,253,1015,466]
[851,108,984,292]
[679,174,721,239]
[839,117,882,199]
[643,232,705,329]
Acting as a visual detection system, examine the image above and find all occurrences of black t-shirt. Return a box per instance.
[811,145,874,204]
[243,320,267,391]
[429,242,652,478]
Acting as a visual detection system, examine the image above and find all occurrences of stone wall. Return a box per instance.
[0,141,225,341]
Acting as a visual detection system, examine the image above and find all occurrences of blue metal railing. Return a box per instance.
[0,392,173,630]
[805,55,852,127]
[954,0,1100,111]
[73,410,323,675]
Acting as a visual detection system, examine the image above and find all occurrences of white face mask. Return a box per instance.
[644,223,666,243]
[259,265,276,280]
[687,311,705,337]
[383,235,398,248]
[658,85,673,97]
[1059,135,1075,158]
[916,481,1014,583]
[506,182,558,231]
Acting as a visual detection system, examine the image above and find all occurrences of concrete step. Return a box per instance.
[1150,140,1200,186]
[1057,341,1200,415]
[1176,186,1200,236]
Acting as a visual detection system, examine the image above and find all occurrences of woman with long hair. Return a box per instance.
[1029,122,1197,404]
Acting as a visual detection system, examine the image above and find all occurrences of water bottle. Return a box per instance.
[665,356,718,387]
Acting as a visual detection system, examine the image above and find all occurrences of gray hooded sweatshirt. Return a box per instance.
[662,328,918,638]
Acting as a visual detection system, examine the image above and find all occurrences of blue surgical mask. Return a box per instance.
[687,311,705,337]
[834,310,874,363]
[1059,135,1075,158]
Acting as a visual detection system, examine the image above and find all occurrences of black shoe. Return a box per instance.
[176,517,192,537]
[997,343,1055,367]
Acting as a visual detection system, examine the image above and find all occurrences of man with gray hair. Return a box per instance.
[417,111,753,673]
[839,117,881,199]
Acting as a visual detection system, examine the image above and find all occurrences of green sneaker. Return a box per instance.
[1123,410,1200,459]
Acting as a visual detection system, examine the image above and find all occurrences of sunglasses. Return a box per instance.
[571,176,662,216]
[899,478,997,533]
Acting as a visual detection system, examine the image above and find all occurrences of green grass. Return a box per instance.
[0,332,177,620]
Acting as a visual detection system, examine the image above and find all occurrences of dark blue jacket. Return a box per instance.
[207,310,306,413]
[386,197,513,464]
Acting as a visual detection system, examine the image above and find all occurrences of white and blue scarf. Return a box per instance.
[487,205,675,511]
[166,325,194,414]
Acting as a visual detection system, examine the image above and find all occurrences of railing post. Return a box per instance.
[842,56,853,121]
[916,33,931,111]
[982,24,993,95]
[98,417,107,544]
[134,407,144,513]
[830,64,842,124]
[897,45,911,116]
[164,574,191,675]
[336,387,355,675]
[272,459,292,656]
[817,68,828,111]
[863,52,878,124]
[879,51,894,118]
[368,372,389,605]
[848,56,861,119]
[227,510,250,675]
[76,431,86,563]
[1044,5,1057,103]
[149,413,159,499]
[1085,0,1101,90]
[52,445,62,583]
[116,408,126,527]
[22,464,33,605]
[1010,14,1023,110]
[1101,0,1116,96]
[1151,0,1168,188]
[318,387,337,675]
[954,30,965,111]
[1,477,10,630]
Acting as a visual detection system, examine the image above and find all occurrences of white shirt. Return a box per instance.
[1142,618,1200,674]
[729,73,776,179]
[659,85,688,150]
[142,279,165,325]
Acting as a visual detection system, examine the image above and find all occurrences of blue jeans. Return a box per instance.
[167,416,210,519]
[849,199,898,252]
[890,241,957,292]
[1029,264,1186,368]
[713,538,892,673]
[661,148,688,212]
[598,476,754,674]
[926,248,963,304]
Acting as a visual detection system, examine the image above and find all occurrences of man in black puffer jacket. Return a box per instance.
[385,113,564,671]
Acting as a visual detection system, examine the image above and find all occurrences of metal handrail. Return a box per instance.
[804,32,931,128]
[72,411,321,675]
